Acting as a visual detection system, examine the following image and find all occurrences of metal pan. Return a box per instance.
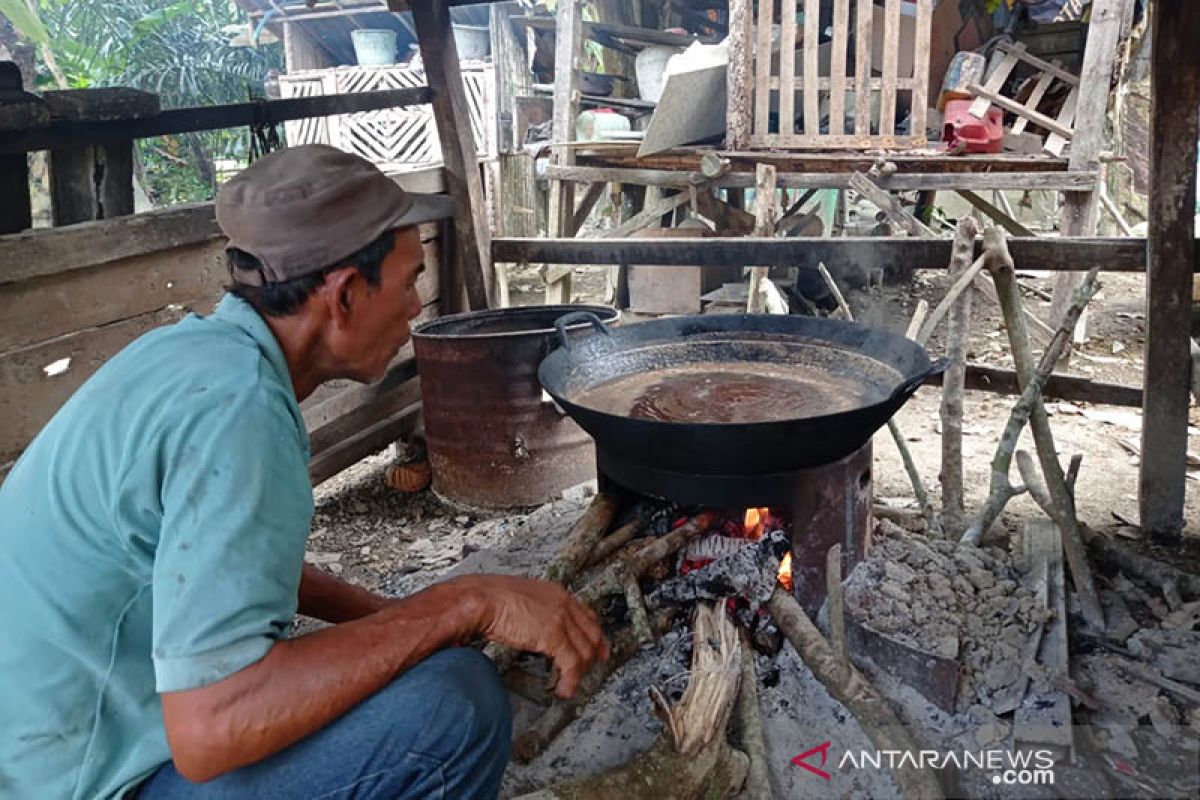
[538,312,946,476]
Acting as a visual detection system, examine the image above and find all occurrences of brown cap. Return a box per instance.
[216,144,453,286]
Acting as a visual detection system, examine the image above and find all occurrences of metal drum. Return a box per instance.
[412,305,619,508]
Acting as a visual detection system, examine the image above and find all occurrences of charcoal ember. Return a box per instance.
[649,530,790,613]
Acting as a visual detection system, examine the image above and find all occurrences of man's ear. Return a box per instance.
[322,267,358,328]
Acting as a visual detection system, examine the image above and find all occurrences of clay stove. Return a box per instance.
[597,440,873,616]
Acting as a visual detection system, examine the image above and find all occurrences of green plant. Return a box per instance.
[0,0,48,43]
[31,0,281,203]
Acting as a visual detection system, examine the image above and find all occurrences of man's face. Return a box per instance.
[336,226,425,382]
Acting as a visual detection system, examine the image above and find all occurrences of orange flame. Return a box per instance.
[743,507,770,539]
[777,552,794,592]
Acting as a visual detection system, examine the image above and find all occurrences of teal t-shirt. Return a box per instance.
[0,294,314,799]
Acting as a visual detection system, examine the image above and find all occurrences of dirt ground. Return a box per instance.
[308,264,1200,798]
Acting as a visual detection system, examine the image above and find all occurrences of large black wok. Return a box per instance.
[538,312,946,477]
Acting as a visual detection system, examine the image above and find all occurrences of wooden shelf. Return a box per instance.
[567,145,1073,175]
[513,16,715,49]
[543,163,1095,191]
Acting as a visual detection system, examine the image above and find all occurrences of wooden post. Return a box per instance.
[42,88,158,226]
[0,152,30,234]
[544,0,583,305]
[746,164,776,313]
[940,218,980,537]
[49,143,134,225]
[1139,0,1200,539]
[725,0,752,150]
[491,2,536,307]
[1049,0,1128,342]
[0,61,42,234]
[411,0,494,310]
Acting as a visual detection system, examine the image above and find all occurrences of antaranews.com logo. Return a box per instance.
[793,742,1056,787]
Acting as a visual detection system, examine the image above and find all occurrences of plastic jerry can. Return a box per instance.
[942,98,1004,154]
[576,107,632,141]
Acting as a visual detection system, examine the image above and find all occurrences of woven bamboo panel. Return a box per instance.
[278,62,496,169]
[733,0,932,150]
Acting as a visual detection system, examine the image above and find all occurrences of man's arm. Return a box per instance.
[161,574,606,783]
[297,563,385,623]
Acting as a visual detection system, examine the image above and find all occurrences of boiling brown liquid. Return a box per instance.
[574,363,876,424]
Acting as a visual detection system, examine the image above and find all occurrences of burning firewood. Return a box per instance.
[514,603,749,800]
[586,517,644,567]
[647,529,789,614]
[576,512,718,607]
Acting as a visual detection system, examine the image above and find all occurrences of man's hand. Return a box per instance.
[455,575,609,698]
[160,573,607,782]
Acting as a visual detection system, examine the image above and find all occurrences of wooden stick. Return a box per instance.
[916,231,984,345]
[587,517,643,566]
[817,262,853,320]
[544,491,621,583]
[905,299,930,339]
[599,191,689,239]
[894,300,938,534]
[577,513,717,606]
[956,189,1037,237]
[666,603,742,756]
[968,227,1105,630]
[871,503,927,528]
[939,218,981,535]
[840,182,1050,348]
[621,568,654,645]
[1117,659,1200,706]
[848,172,935,237]
[746,164,777,313]
[512,611,675,763]
[1066,453,1083,497]
[826,544,849,679]
[768,588,945,800]
[516,611,746,798]
[1083,528,1200,599]
[735,634,774,800]
[1015,450,1055,513]
[503,667,554,707]
[492,492,620,672]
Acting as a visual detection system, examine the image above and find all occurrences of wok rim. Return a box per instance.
[537,314,933,431]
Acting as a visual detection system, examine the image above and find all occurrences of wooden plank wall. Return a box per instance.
[0,205,445,482]
[736,0,932,149]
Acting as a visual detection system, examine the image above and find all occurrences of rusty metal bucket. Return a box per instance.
[412,305,619,508]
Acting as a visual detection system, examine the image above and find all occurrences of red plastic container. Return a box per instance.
[942,98,1004,154]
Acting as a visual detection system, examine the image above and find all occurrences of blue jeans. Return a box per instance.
[137,648,511,800]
